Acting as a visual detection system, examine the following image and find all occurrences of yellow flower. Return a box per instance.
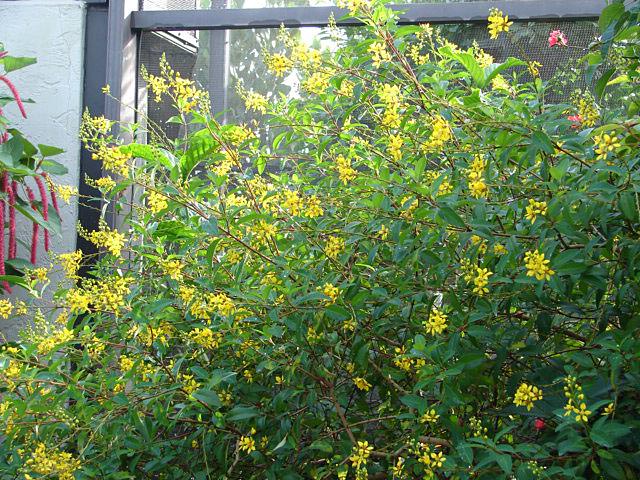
[93,176,117,191]
[576,96,599,127]
[266,53,293,77]
[524,250,554,281]
[524,199,547,223]
[162,259,183,280]
[424,306,447,335]
[147,190,168,214]
[527,61,542,77]
[325,236,345,259]
[487,8,513,40]
[336,154,357,184]
[304,195,324,218]
[336,0,368,15]
[493,243,508,255]
[353,377,372,391]
[239,434,256,453]
[188,327,222,349]
[101,84,111,95]
[54,184,78,204]
[67,289,90,313]
[472,267,492,296]
[282,189,303,216]
[513,383,543,411]
[350,440,373,469]
[208,291,236,317]
[37,328,74,355]
[23,442,81,480]
[603,402,614,417]
[94,144,131,177]
[84,223,126,257]
[320,283,339,304]
[388,134,404,161]
[378,224,389,240]
[58,250,83,280]
[466,155,488,199]
[369,41,392,68]
[594,133,621,161]
[0,299,13,319]
[420,409,440,423]
[244,91,268,113]
[423,116,453,151]
[302,70,332,95]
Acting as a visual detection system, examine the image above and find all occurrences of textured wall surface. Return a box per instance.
[0,0,85,339]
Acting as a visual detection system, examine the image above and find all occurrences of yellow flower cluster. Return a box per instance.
[282,189,303,216]
[527,61,542,77]
[239,428,257,453]
[180,372,201,395]
[513,382,543,411]
[412,441,446,474]
[266,53,293,77]
[378,83,403,129]
[491,74,512,93]
[388,134,403,161]
[290,43,322,68]
[594,133,621,162]
[244,91,268,114]
[336,154,357,184]
[487,8,513,40]
[188,327,222,349]
[524,250,554,281]
[576,95,599,127]
[0,299,13,319]
[66,276,131,314]
[321,283,339,304]
[369,41,391,68]
[304,195,324,218]
[302,71,332,95]
[466,155,488,198]
[253,219,277,246]
[209,292,236,317]
[472,267,492,296]
[423,116,453,151]
[81,222,126,257]
[58,250,83,280]
[563,376,591,422]
[36,327,74,355]
[493,243,508,255]
[378,224,389,240]
[350,440,373,469]
[525,199,547,223]
[147,190,168,214]
[336,0,369,15]
[54,184,78,204]
[93,176,117,191]
[23,443,81,480]
[141,65,169,103]
[94,145,131,177]
[325,236,345,259]
[420,408,440,423]
[353,377,371,391]
[424,306,448,335]
[162,259,183,281]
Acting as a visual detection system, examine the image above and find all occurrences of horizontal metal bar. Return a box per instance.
[131,0,604,31]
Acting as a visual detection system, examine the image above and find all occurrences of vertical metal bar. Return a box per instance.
[208,0,229,121]
[77,2,109,274]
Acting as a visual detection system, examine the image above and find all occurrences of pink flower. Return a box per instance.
[548,30,568,47]
[534,418,546,431]
[567,114,582,129]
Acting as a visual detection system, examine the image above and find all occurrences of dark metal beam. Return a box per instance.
[131,0,605,31]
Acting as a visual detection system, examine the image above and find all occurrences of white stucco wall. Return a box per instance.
[0,0,85,339]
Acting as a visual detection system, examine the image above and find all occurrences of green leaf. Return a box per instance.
[496,453,512,473]
[590,419,631,448]
[192,390,222,408]
[40,159,68,175]
[309,440,333,453]
[599,2,625,34]
[257,156,266,175]
[38,144,64,158]
[438,206,466,228]
[227,406,260,421]
[484,57,527,87]
[618,192,638,222]
[1,56,37,73]
[595,68,616,100]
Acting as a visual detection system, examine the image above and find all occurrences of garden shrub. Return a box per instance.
[1,1,639,479]
[0,44,71,293]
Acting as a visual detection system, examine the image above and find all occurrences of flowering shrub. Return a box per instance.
[0,45,71,293]
[1,2,639,480]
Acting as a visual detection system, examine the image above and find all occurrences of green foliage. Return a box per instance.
[1,3,640,480]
